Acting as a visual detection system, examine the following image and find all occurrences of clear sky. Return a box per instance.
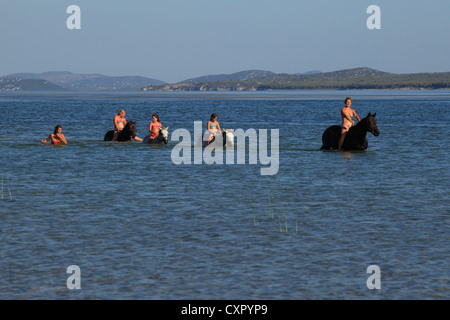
[1,0,449,83]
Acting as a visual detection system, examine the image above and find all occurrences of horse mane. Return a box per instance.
[351,113,373,131]
[347,112,378,141]
[125,121,136,128]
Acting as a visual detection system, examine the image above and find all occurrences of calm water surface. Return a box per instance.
[0,90,448,299]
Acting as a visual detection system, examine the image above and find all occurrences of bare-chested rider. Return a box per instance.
[338,97,360,150]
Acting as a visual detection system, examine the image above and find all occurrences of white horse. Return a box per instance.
[199,129,234,147]
[223,129,234,147]
[143,126,169,144]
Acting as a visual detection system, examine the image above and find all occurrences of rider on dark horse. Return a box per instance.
[105,109,143,142]
[321,97,379,151]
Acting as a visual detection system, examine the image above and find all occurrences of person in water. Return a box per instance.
[112,109,127,141]
[338,97,360,150]
[147,114,162,143]
[206,113,222,146]
[41,125,67,145]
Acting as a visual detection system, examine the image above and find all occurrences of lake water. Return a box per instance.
[0,90,448,299]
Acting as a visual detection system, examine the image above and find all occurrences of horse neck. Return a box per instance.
[350,119,368,139]
[222,131,228,141]
[123,124,135,137]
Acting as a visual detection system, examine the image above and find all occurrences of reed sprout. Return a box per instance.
[269,177,288,233]
[244,177,301,233]
[1,175,13,201]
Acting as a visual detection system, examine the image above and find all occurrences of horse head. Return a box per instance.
[127,121,137,138]
[364,113,380,136]
[159,126,169,144]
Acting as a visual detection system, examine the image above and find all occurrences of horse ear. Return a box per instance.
[367,112,372,117]
[373,113,376,117]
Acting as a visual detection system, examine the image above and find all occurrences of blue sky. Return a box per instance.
[1,0,449,83]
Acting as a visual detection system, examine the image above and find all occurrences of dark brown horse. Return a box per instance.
[104,121,137,141]
[321,113,379,151]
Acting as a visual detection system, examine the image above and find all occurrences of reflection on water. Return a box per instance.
[341,152,353,160]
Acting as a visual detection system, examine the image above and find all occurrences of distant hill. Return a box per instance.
[0,77,65,91]
[181,70,276,83]
[295,70,322,76]
[142,67,450,91]
[3,68,448,92]
[65,76,166,90]
[1,72,166,90]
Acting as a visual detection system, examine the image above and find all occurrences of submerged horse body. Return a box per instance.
[104,121,137,141]
[321,113,379,151]
[203,129,234,147]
